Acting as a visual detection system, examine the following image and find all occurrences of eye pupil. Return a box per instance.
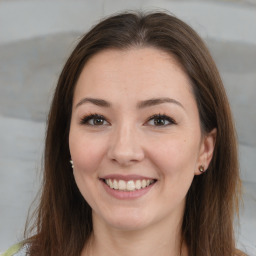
[154,118,165,126]
[94,118,104,125]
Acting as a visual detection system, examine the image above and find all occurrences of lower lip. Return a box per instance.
[101,180,155,200]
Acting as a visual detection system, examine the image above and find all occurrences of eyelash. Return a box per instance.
[80,113,109,126]
[79,113,177,127]
[146,114,177,127]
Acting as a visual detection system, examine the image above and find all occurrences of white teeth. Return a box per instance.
[104,179,155,191]
[113,180,118,190]
[141,179,147,188]
[118,180,126,190]
[135,180,142,190]
[109,179,114,188]
[127,180,136,191]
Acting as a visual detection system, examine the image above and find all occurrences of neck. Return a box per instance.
[82,212,188,256]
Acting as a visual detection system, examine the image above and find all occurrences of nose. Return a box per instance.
[107,123,145,166]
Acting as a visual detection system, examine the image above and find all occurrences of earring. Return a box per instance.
[199,165,205,173]
[70,160,74,168]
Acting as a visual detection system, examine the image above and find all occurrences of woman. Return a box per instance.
[3,11,245,256]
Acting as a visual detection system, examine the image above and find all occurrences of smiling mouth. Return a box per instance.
[101,179,157,192]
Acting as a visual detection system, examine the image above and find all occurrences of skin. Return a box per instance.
[69,47,216,256]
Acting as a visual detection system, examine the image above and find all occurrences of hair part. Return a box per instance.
[25,11,244,256]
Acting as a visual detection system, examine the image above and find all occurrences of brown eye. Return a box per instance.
[92,117,105,125]
[80,114,109,126]
[147,114,176,127]
[154,117,166,126]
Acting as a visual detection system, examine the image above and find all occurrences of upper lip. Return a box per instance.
[100,174,157,181]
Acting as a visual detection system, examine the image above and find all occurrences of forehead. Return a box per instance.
[74,47,194,104]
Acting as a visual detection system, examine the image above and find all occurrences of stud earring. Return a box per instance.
[199,165,205,173]
[70,160,74,168]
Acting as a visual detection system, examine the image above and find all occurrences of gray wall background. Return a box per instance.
[0,0,255,254]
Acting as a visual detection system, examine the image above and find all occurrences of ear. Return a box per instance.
[195,128,217,175]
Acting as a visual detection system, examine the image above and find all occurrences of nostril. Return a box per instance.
[107,149,144,166]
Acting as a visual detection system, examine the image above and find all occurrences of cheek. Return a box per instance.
[148,134,200,177]
[69,132,106,175]
[69,133,107,206]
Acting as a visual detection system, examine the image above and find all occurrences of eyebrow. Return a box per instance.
[75,97,184,109]
[137,97,184,109]
[75,97,111,108]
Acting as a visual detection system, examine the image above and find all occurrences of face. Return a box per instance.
[69,47,215,231]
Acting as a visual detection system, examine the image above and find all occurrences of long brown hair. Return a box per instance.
[25,11,244,256]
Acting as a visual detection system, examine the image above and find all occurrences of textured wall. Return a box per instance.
[0,0,255,254]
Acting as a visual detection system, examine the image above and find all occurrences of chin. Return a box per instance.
[108,217,149,231]
[97,207,152,231]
